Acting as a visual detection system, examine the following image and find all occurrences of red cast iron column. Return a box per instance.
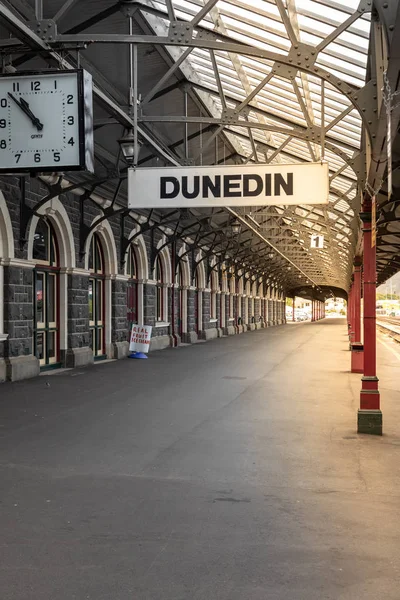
[351,257,364,373]
[348,282,354,348]
[358,198,382,435]
[292,297,295,322]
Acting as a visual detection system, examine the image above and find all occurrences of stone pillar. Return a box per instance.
[241,296,246,332]
[111,276,129,359]
[143,282,156,327]
[358,200,382,435]
[3,261,39,381]
[186,288,197,343]
[64,269,92,368]
[202,290,211,329]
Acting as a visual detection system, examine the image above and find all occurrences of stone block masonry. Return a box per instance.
[0,175,288,381]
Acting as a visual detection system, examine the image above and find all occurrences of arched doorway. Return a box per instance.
[32,219,60,369]
[88,233,105,358]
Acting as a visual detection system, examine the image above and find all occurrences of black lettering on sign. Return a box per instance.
[224,174,241,198]
[160,176,179,199]
[274,173,293,196]
[243,174,263,197]
[265,174,272,196]
[182,176,200,199]
[203,175,221,198]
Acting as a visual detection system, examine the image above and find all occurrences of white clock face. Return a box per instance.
[0,71,82,171]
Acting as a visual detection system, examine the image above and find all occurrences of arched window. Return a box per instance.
[33,219,59,368]
[126,245,138,324]
[88,233,104,274]
[155,255,164,322]
[175,262,183,287]
[88,234,105,357]
[33,218,57,265]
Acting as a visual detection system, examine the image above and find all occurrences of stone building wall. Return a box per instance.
[0,175,287,381]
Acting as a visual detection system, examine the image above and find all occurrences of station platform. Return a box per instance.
[1,319,400,599]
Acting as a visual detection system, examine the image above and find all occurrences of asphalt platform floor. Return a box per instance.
[1,318,400,600]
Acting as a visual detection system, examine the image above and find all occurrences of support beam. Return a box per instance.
[351,257,363,373]
[358,197,382,435]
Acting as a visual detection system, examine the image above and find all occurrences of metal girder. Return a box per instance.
[0,3,183,166]
[51,31,373,134]
[1,0,387,292]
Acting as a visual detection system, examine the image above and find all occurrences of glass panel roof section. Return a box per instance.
[140,0,371,290]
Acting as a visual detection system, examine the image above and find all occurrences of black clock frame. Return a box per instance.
[0,68,94,174]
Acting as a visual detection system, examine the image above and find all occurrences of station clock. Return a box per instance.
[0,69,94,173]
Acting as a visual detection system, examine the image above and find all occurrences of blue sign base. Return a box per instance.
[128,352,148,359]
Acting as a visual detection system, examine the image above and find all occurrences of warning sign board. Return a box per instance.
[129,325,152,354]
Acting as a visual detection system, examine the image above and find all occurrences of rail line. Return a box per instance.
[377,317,400,343]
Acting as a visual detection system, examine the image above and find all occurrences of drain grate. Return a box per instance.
[222,376,247,380]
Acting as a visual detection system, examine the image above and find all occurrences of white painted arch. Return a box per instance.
[126,227,149,280]
[84,217,118,275]
[27,197,75,268]
[0,191,14,260]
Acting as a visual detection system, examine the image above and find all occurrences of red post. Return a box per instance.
[312,300,315,322]
[292,297,295,322]
[358,197,382,435]
[351,257,364,373]
[348,282,355,347]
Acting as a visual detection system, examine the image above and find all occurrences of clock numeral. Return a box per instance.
[31,81,41,91]
[0,140,7,149]
[68,137,75,146]
[15,153,21,163]
[67,95,74,104]
[54,80,57,90]
[13,82,20,92]
[0,99,7,108]
[53,152,60,162]
[0,119,6,128]
[34,153,41,163]
[67,116,74,125]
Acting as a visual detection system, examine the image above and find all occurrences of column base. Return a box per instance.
[223,326,236,336]
[0,358,6,382]
[111,341,129,359]
[199,328,218,341]
[5,355,40,381]
[63,347,94,369]
[357,409,382,435]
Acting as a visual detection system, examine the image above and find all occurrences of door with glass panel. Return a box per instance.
[35,271,58,367]
[33,219,59,368]
[88,234,105,358]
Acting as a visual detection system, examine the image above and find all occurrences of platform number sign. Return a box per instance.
[310,234,324,249]
[0,69,94,173]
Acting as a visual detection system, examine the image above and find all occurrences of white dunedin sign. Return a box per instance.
[128,162,329,208]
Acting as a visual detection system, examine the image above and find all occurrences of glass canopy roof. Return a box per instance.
[138,0,371,290]
[0,0,378,293]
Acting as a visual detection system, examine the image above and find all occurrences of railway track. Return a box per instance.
[377,317,400,342]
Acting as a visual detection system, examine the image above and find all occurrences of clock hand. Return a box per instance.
[19,98,44,131]
[8,92,44,131]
